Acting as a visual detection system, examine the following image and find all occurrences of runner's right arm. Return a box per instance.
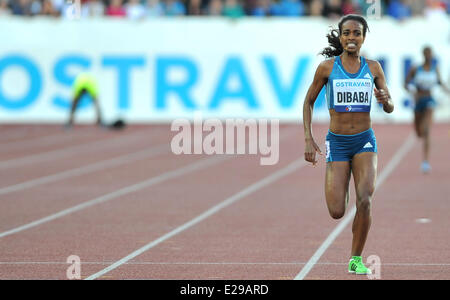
[303,61,329,165]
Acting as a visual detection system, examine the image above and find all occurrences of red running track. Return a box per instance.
[0,123,449,280]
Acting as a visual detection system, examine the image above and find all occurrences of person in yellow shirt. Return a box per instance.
[66,72,103,127]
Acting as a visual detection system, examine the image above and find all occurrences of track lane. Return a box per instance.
[1,124,448,280]
[0,127,296,279]
[98,125,411,279]
[302,124,450,279]
[0,126,171,188]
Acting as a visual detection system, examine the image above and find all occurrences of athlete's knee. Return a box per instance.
[356,186,373,209]
[327,202,345,219]
[415,128,422,138]
[326,194,346,219]
[415,125,425,138]
[356,196,372,215]
[329,209,345,219]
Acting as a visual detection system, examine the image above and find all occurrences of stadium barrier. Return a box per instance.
[0,16,449,123]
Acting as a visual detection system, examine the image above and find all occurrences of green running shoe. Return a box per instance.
[348,256,372,275]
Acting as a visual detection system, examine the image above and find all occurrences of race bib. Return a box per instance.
[333,79,372,112]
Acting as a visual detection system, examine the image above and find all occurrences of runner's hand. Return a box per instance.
[304,138,323,166]
[374,87,389,105]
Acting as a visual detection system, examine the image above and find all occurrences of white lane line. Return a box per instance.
[85,157,308,280]
[0,144,169,196]
[294,133,416,280]
[0,126,55,143]
[0,155,232,239]
[0,129,160,170]
[0,130,92,152]
[0,126,296,239]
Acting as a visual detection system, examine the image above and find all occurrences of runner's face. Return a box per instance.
[340,20,365,54]
[423,48,432,62]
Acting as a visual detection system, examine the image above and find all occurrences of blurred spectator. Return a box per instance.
[51,0,65,15]
[409,0,425,16]
[30,0,41,14]
[0,0,11,15]
[126,0,146,19]
[162,0,185,16]
[271,0,305,17]
[243,0,256,15]
[249,0,271,16]
[322,0,342,19]
[81,0,105,18]
[106,0,126,17]
[424,0,448,18]
[11,0,32,15]
[186,0,202,15]
[223,0,244,17]
[386,0,412,20]
[40,0,59,16]
[146,0,164,16]
[308,0,323,16]
[60,0,83,19]
[206,0,222,15]
[3,0,449,18]
[342,0,359,15]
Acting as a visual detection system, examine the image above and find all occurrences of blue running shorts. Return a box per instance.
[414,96,436,112]
[325,128,377,162]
